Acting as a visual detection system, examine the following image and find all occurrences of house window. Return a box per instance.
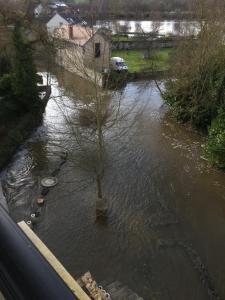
[95,43,101,58]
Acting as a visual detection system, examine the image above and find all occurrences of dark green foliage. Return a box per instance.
[0,74,12,97]
[0,74,21,123]
[104,71,128,89]
[164,43,225,168]
[0,24,40,124]
[0,55,11,76]
[11,24,39,111]
[164,48,225,130]
[204,110,225,168]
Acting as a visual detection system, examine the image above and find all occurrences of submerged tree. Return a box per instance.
[46,23,144,220]
[50,72,140,219]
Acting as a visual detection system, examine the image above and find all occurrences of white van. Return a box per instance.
[110,57,128,72]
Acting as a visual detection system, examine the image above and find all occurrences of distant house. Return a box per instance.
[55,24,111,74]
[34,1,69,17]
[46,12,85,35]
[48,1,68,10]
[46,13,76,35]
[34,4,44,17]
[83,28,111,72]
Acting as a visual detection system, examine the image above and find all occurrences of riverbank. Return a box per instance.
[0,86,51,171]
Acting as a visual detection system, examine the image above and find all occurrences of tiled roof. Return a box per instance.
[60,13,85,25]
[60,13,76,24]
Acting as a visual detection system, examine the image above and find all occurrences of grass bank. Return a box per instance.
[112,48,173,73]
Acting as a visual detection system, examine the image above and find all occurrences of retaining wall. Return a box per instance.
[112,38,176,50]
[0,181,8,212]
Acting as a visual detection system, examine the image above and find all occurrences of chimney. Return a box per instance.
[69,25,73,39]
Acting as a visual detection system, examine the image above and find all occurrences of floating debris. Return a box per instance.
[41,177,58,188]
[36,197,45,206]
[30,213,38,224]
[33,208,41,217]
[41,188,49,196]
[80,272,111,300]
[26,220,33,229]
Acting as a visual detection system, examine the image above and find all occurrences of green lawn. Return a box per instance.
[112,48,173,73]
[112,35,137,42]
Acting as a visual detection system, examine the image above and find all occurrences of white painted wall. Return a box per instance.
[47,13,69,35]
[34,4,44,17]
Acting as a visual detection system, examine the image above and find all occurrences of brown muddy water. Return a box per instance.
[1,67,225,300]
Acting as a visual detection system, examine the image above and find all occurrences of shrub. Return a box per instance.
[0,74,12,97]
[11,24,39,110]
[164,48,225,130]
[0,55,11,76]
[204,110,225,168]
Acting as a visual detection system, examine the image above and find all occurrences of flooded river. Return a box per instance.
[1,68,225,300]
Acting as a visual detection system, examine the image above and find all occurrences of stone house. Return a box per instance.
[46,12,84,35]
[56,24,111,74]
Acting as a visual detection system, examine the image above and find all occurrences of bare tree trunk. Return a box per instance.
[154,79,164,98]
[96,174,103,199]
[95,83,108,219]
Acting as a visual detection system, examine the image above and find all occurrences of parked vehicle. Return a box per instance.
[110,57,128,72]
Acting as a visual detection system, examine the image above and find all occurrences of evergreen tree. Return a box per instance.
[11,23,39,112]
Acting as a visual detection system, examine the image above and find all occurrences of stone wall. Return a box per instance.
[56,43,103,86]
[83,33,111,72]
[112,38,176,51]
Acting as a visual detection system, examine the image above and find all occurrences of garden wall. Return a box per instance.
[111,38,176,51]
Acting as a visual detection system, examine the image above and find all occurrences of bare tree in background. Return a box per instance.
[162,0,225,129]
[168,0,225,92]
[0,0,55,54]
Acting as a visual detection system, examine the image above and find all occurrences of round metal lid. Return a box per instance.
[41,177,58,188]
